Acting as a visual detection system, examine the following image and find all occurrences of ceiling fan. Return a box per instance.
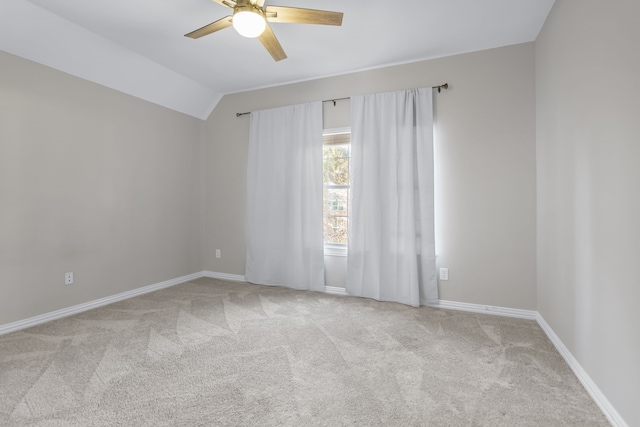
[185,0,343,61]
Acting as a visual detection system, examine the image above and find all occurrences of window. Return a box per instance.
[323,128,351,247]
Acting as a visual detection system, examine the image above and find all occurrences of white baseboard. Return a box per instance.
[430,299,538,320]
[536,314,628,427]
[0,272,204,336]
[203,273,348,298]
[431,300,626,426]
[203,271,246,282]
[0,273,627,426]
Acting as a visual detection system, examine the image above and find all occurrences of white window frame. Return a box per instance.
[323,127,351,258]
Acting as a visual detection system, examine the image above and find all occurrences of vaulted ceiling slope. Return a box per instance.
[1,0,555,119]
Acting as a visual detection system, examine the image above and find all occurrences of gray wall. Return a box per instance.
[204,43,537,310]
[536,0,640,425]
[0,52,204,326]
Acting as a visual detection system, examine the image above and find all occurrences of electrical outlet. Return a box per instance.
[65,272,74,285]
[439,268,449,281]
[215,249,221,259]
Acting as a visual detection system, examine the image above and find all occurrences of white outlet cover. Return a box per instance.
[439,268,449,281]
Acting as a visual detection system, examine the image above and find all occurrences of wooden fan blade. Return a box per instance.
[265,6,343,26]
[258,23,287,61]
[211,0,236,8]
[185,16,233,39]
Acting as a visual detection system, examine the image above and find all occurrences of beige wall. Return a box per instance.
[0,52,204,326]
[536,0,640,425]
[2,8,635,420]
[204,43,537,310]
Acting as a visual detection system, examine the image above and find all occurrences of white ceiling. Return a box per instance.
[0,0,555,119]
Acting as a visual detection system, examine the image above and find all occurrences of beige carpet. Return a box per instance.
[0,277,609,426]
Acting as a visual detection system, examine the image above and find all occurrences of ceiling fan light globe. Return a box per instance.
[233,10,266,38]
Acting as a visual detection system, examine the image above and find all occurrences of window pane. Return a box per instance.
[324,187,349,244]
[323,133,350,246]
[323,144,350,186]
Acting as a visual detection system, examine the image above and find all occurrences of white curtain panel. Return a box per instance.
[347,88,438,306]
[245,102,325,291]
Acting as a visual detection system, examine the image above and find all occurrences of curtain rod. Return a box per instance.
[235,83,449,117]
